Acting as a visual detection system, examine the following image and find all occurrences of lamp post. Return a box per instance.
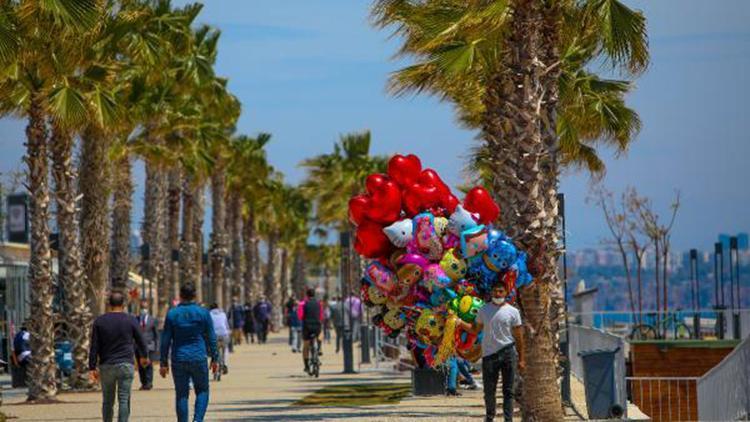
[690,249,700,338]
[714,242,725,339]
[557,193,571,404]
[140,243,151,313]
[340,232,355,373]
[730,237,741,339]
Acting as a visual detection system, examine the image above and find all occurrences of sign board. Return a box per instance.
[6,194,29,244]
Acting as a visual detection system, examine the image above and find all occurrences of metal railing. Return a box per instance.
[361,329,414,372]
[569,309,750,340]
[697,335,750,421]
[627,376,699,421]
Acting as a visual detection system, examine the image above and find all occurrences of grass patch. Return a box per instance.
[294,383,411,407]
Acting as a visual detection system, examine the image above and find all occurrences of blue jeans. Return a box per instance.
[447,357,476,390]
[172,360,210,422]
[99,363,135,422]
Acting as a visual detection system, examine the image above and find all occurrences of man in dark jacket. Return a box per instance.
[12,323,31,387]
[253,296,272,344]
[135,299,159,390]
[89,291,148,422]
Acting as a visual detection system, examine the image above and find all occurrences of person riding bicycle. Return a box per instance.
[209,304,230,375]
[298,288,323,374]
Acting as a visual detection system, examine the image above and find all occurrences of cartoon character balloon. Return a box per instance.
[440,248,467,281]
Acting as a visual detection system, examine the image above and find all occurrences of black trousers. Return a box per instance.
[334,325,343,353]
[137,362,153,388]
[257,320,269,343]
[482,346,516,422]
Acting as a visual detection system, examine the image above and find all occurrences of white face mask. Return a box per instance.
[491,297,506,305]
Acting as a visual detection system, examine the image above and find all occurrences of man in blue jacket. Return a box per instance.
[159,283,218,422]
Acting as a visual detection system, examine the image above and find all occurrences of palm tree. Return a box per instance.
[373,0,648,416]
[0,0,102,401]
[228,133,272,303]
[300,131,387,290]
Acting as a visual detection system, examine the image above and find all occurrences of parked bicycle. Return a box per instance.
[629,310,691,340]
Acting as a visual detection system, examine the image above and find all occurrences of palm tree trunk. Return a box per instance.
[227,191,243,302]
[265,232,282,328]
[180,174,197,290]
[80,125,111,316]
[166,167,181,309]
[50,122,92,390]
[280,248,289,306]
[25,92,58,400]
[142,158,167,317]
[209,167,227,308]
[481,0,563,418]
[242,209,258,303]
[193,184,205,303]
[291,247,305,298]
[110,154,133,289]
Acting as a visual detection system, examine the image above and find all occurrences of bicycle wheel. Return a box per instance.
[630,324,657,340]
[675,323,692,340]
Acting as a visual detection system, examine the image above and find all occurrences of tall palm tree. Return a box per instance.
[0,0,102,401]
[300,131,388,289]
[373,0,648,417]
[227,133,272,303]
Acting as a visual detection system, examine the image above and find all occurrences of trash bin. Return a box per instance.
[579,348,624,420]
[411,367,445,396]
[55,341,74,377]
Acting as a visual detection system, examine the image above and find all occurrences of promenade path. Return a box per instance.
[2,331,582,421]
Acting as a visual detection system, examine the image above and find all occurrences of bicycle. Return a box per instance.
[213,337,227,381]
[308,340,321,378]
[629,310,691,340]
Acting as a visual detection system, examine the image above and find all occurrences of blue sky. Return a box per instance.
[0,0,748,252]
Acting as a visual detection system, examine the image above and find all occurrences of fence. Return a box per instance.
[567,324,627,414]
[697,335,750,420]
[627,377,699,421]
[569,309,750,340]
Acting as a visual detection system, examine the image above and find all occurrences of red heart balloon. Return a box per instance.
[464,187,500,224]
[355,221,393,258]
[348,195,370,226]
[387,154,422,187]
[442,193,460,214]
[403,183,441,216]
[418,169,450,196]
[365,173,389,194]
[365,179,402,224]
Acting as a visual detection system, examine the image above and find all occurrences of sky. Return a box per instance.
[0,0,748,253]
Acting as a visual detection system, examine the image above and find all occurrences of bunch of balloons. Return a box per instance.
[350,154,534,368]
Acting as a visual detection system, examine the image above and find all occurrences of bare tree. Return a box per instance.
[629,189,681,336]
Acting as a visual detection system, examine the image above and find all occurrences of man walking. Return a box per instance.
[160,283,219,422]
[11,323,31,387]
[228,299,245,347]
[343,293,362,342]
[89,291,149,422]
[135,299,159,390]
[460,282,525,422]
[253,296,272,344]
[328,296,344,353]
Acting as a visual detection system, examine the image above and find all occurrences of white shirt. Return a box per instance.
[210,309,230,337]
[477,302,522,357]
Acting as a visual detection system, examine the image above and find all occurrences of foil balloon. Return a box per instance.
[363,174,402,225]
[387,154,422,188]
[355,221,392,259]
[460,225,489,260]
[434,313,458,366]
[367,284,388,305]
[415,309,445,345]
[448,205,478,236]
[383,219,413,248]
[448,295,484,323]
[383,308,406,331]
[440,248,467,281]
[463,187,500,225]
[423,263,451,292]
[364,261,396,294]
[412,213,443,260]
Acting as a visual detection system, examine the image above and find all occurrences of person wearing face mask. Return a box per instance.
[458,282,525,422]
[135,299,159,390]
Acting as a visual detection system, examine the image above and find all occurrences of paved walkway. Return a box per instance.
[2,332,581,421]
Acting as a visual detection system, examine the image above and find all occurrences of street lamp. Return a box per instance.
[140,243,151,313]
[690,249,700,338]
[730,237,740,339]
[339,232,355,374]
[714,242,725,339]
[557,193,571,404]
